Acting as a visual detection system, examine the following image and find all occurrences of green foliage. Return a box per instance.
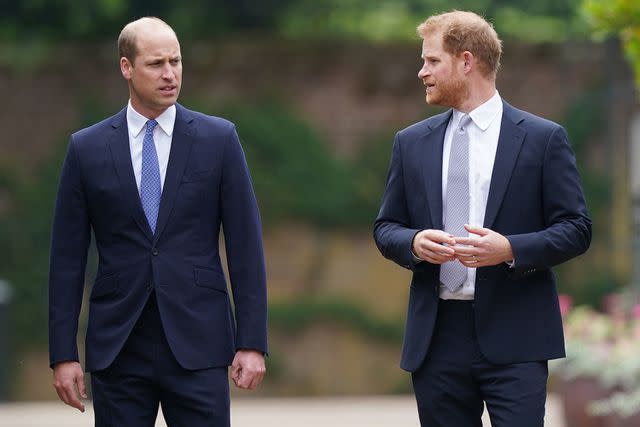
[0,40,52,73]
[202,100,379,227]
[0,98,109,351]
[0,0,295,41]
[554,87,617,306]
[279,0,586,43]
[583,0,640,91]
[269,297,403,344]
[0,147,66,350]
[219,101,351,226]
[1,0,587,44]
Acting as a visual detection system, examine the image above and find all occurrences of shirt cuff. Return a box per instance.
[505,259,515,268]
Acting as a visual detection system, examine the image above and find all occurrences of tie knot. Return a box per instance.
[146,119,158,134]
[458,115,472,132]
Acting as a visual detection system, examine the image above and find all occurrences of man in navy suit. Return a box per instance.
[49,17,267,426]
[374,11,591,427]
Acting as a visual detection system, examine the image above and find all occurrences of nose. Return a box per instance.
[161,63,175,80]
[418,63,429,80]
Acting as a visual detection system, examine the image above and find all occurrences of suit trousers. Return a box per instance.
[90,293,230,427]
[411,299,548,427]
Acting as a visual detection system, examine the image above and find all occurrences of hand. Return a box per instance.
[412,229,457,264]
[452,224,513,268]
[52,361,87,412]
[230,349,266,390]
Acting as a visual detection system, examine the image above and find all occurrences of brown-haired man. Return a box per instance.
[374,10,591,426]
[49,17,267,426]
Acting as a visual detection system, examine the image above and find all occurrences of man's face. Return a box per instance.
[120,26,182,118]
[417,32,468,109]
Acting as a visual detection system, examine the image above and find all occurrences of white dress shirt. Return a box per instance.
[440,91,503,300]
[126,102,176,192]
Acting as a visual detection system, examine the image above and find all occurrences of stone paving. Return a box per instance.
[0,395,565,426]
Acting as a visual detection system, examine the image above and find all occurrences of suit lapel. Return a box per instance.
[483,102,526,229]
[108,109,154,241]
[153,104,195,243]
[421,110,451,230]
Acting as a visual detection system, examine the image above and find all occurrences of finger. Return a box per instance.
[462,255,485,267]
[230,363,240,379]
[422,242,455,257]
[464,224,489,236]
[450,245,477,256]
[69,386,85,412]
[62,385,85,412]
[54,385,67,404]
[456,255,477,264]
[249,374,261,390]
[423,252,454,264]
[230,366,242,387]
[251,369,265,389]
[239,372,253,389]
[459,258,478,267]
[77,374,87,399]
[244,373,257,390]
[453,237,478,247]
[256,368,265,386]
[421,231,456,246]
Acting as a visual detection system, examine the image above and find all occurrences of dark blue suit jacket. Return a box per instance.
[49,104,268,372]
[374,101,591,372]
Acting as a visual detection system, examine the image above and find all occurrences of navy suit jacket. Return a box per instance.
[49,103,268,372]
[374,101,591,372]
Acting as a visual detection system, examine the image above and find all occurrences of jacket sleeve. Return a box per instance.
[48,137,91,368]
[506,125,592,271]
[373,132,421,271]
[220,125,268,354]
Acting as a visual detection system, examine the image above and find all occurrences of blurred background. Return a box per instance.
[0,0,639,425]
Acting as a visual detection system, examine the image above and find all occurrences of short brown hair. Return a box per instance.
[417,11,502,79]
[117,17,175,63]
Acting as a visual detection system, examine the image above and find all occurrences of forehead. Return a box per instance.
[421,32,445,57]
[135,27,181,57]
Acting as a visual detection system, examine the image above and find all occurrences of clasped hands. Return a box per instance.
[412,224,513,267]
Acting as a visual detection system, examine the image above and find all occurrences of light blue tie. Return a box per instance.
[140,119,161,233]
[440,114,472,292]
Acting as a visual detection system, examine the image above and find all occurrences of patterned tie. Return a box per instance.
[440,114,472,292]
[140,119,161,233]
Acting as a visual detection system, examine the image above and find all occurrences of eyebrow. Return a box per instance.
[145,55,181,62]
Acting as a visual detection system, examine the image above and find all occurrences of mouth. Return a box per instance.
[424,83,435,93]
[159,85,177,95]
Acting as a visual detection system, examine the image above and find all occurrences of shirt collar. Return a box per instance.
[452,91,502,132]
[126,101,176,138]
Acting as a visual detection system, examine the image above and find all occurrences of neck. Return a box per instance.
[456,79,497,113]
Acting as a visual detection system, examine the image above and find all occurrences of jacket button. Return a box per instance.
[152,249,159,256]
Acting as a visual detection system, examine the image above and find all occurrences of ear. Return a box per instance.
[120,57,133,80]
[462,51,474,74]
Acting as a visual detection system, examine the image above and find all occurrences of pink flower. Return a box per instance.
[602,293,622,316]
[558,294,573,317]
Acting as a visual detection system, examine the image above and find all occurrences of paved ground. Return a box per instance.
[0,395,565,426]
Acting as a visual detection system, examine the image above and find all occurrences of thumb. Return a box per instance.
[464,224,489,236]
